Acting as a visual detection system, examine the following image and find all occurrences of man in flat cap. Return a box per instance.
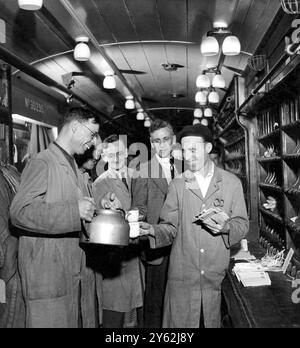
[140,124,249,328]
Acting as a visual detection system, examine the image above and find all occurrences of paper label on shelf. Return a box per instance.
[282,248,295,274]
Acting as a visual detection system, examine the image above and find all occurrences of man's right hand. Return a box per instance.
[139,222,155,237]
[101,192,122,210]
[79,197,96,222]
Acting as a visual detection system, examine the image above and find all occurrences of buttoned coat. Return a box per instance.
[10,143,98,328]
[151,167,249,328]
[0,171,25,328]
[93,168,144,312]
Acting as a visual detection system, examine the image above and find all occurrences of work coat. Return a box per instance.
[151,167,249,328]
[93,169,144,312]
[0,171,25,328]
[10,143,98,328]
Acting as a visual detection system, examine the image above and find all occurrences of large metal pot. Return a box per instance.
[82,209,130,246]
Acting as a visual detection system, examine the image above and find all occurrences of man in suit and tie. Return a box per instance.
[131,119,180,328]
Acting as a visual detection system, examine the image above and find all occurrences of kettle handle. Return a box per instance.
[99,207,126,218]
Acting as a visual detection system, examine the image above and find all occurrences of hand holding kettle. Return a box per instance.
[79,197,96,222]
[101,192,122,210]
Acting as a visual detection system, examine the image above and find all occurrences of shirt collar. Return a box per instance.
[155,154,171,165]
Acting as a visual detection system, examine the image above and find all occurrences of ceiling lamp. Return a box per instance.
[144,118,151,128]
[200,118,209,126]
[201,24,241,57]
[136,110,145,121]
[18,0,43,10]
[194,108,203,118]
[212,74,226,89]
[74,37,91,62]
[222,36,241,56]
[208,91,220,104]
[204,108,213,117]
[103,74,116,89]
[196,74,211,89]
[125,96,135,110]
[193,119,201,125]
[201,36,219,56]
[195,91,207,104]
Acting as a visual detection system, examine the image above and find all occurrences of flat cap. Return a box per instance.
[177,124,213,143]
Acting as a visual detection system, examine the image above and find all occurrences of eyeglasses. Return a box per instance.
[80,121,99,142]
[151,136,172,145]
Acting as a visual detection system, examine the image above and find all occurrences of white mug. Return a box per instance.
[129,222,140,238]
[126,209,139,223]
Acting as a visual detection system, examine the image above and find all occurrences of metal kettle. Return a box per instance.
[81,208,130,246]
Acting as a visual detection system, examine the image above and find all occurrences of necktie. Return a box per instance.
[170,156,175,180]
[121,174,129,190]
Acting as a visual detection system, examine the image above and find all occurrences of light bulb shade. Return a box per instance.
[222,35,241,56]
[193,119,201,125]
[144,119,151,128]
[196,74,211,89]
[125,98,135,110]
[200,118,209,126]
[195,91,207,104]
[193,108,203,118]
[18,0,43,10]
[201,36,219,56]
[136,112,145,121]
[103,75,116,89]
[74,42,91,61]
[212,74,226,89]
[208,91,220,104]
[204,108,213,117]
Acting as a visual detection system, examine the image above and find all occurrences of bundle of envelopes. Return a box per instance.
[233,262,271,287]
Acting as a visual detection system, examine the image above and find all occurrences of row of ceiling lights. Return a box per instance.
[19,2,241,129]
[193,23,241,123]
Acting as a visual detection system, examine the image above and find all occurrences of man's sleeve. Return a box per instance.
[222,179,249,248]
[151,181,179,248]
[10,159,81,235]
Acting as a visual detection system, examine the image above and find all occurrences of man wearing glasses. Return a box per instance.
[93,134,144,328]
[131,118,180,328]
[10,108,103,328]
[139,124,249,328]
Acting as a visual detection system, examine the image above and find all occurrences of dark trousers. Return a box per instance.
[143,255,169,328]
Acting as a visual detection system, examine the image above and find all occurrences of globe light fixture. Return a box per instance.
[74,37,91,62]
[136,110,145,121]
[194,108,203,118]
[212,74,226,89]
[195,91,207,104]
[204,108,213,117]
[103,75,116,89]
[201,36,219,56]
[222,35,241,56]
[196,74,211,89]
[208,91,220,104]
[125,96,135,110]
[144,118,151,128]
[18,0,43,10]
[200,118,209,126]
[193,119,201,125]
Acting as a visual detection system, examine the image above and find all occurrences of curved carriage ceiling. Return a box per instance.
[0,0,280,138]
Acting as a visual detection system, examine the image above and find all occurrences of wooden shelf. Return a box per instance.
[258,129,280,142]
[217,117,238,138]
[259,207,284,224]
[282,120,300,131]
[225,155,245,162]
[282,154,300,161]
[224,134,245,149]
[259,184,283,193]
[258,156,281,163]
